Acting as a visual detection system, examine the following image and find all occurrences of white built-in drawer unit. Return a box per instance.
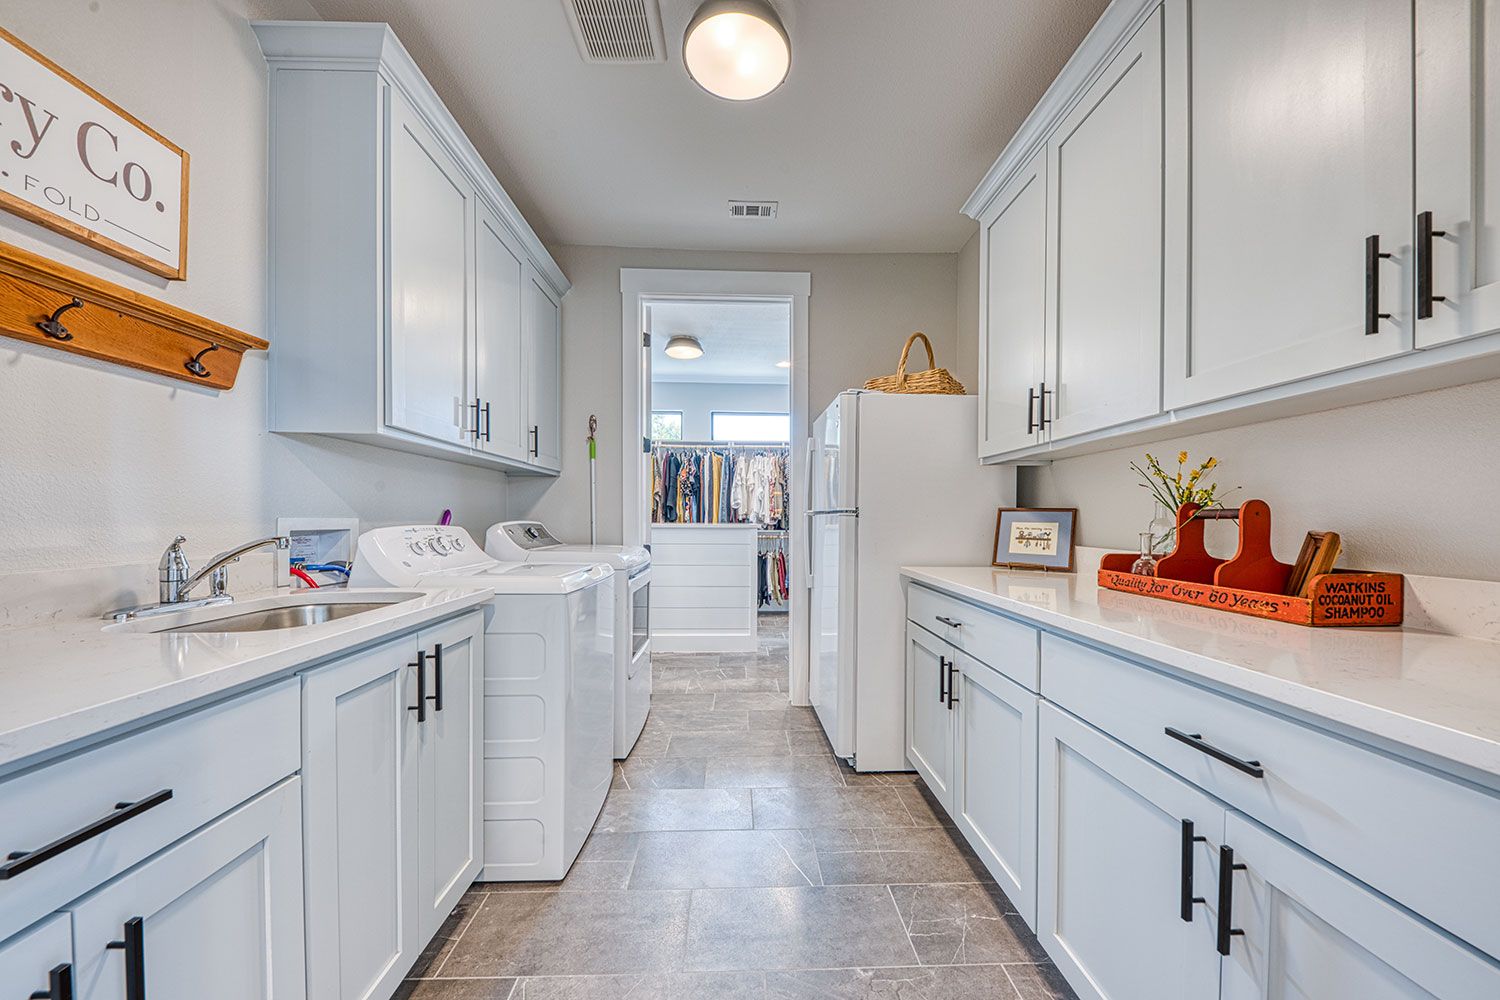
[907,583,1040,691]
[650,525,758,652]
[0,679,300,943]
[1042,633,1500,961]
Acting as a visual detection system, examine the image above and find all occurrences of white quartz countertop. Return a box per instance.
[0,586,492,776]
[902,565,1500,781]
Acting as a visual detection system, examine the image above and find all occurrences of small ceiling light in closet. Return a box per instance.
[683,0,791,102]
[665,334,705,360]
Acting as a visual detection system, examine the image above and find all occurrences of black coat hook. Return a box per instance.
[36,298,83,341]
[184,343,219,379]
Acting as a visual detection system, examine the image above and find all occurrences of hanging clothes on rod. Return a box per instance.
[756,530,790,610]
[651,443,790,529]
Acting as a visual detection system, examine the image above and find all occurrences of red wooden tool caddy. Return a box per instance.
[1097,500,1403,627]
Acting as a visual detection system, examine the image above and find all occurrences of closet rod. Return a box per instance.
[652,440,792,449]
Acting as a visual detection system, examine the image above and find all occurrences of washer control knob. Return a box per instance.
[407,539,427,555]
[430,536,451,555]
[451,536,466,550]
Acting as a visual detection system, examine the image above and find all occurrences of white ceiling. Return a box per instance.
[302,0,1108,253]
[649,298,791,383]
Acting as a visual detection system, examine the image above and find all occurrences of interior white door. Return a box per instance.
[979,148,1048,457]
[1037,703,1222,1000]
[301,639,421,1000]
[904,623,956,810]
[1220,811,1500,1000]
[0,914,73,1000]
[1045,8,1163,440]
[951,652,1038,927]
[1163,0,1412,408]
[70,779,306,1000]
[474,204,528,461]
[1414,0,1500,348]
[386,89,472,446]
[523,262,562,470]
[417,616,483,940]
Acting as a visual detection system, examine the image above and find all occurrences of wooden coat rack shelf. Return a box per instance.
[0,241,266,390]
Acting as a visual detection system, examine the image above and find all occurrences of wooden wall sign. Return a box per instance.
[0,27,188,279]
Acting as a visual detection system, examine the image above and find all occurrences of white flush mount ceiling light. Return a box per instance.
[683,0,791,101]
[775,360,791,368]
[665,334,705,359]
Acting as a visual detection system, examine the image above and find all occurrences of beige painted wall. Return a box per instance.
[0,0,509,584]
[1017,378,1500,582]
[509,245,960,544]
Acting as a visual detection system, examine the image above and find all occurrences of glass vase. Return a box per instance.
[1148,500,1177,555]
[1130,531,1159,577]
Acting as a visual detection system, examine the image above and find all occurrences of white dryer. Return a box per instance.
[486,520,652,759]
[350,524,614,881]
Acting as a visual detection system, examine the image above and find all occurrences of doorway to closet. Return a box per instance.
[619,268,812,704]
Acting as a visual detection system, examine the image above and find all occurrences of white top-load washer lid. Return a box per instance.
[351,525,612,593]
[486,520,650,573]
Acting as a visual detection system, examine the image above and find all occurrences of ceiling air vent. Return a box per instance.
[562,0,667,64]
[729,200,779,220]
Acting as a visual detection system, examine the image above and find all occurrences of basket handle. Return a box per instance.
[895,332,936,384]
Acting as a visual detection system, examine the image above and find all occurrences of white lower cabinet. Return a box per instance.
[302,613,484,996]
[1038,702,1222,1000]
[415,616,484,939]
[951,651,1037,927]
[70,778,307,1000]
[904,623,957,808]
[0,914,73,1000]
[1220,811,1500,1000]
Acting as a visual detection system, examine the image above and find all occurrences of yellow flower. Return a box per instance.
[1178,450,1189,464]
[1205,457,1218,469]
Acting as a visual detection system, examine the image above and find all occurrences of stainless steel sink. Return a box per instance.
[161,602,399,634]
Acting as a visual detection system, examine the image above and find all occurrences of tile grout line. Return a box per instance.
[428,889,488,980]
[887,882,925,967]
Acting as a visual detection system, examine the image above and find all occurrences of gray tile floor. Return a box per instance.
[398,616,1077,999]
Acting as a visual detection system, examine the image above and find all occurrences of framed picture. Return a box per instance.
[993,508,1077,572]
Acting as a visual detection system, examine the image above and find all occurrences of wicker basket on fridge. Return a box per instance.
[863,332,966,395]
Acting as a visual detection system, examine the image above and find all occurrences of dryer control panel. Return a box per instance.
[493,520,563,552]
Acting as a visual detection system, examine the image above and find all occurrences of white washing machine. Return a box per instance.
[350,524,615,881]
[486,520,652,759]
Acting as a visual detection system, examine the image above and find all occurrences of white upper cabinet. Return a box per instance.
[475,205,529,463]
[255,22,568,475]
[1046,8,1164,438]
[1163,0,1412,408]
[1414,0,1500,349]
[523,264,563,471]
[386,91,473,447]
[978,149,1049,458]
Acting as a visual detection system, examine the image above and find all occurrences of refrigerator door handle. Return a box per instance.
[806,508,860,517]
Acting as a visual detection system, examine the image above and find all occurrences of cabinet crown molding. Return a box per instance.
[251,20,570,299]
[962,0,1160,221]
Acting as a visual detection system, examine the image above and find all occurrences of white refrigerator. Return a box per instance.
[808,391,1017,771]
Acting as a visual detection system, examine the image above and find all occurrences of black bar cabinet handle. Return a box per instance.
[1,789,174,881]
[938,655,949,704]
[106,916,146,1000]
[469,399,481,440]
[1417,210,1448,320]
[409,650,428,723]
[1039,381,1052,428]
[947,659,960,709]
[1180,819,1208,922]
[1164,727,1264,778]
[29,963,74,1000]
[934,615,963,629]
[482,403,492,442]
[1216,845,1248,956]
[1026,386,1037,434]
[1364,234,1392,335]
[427,643,444,712]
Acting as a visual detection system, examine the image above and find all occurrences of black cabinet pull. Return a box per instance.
[1026,386,1037,434]
[1,789,173,881]
[1417,210,1448,319]
[1164,727,1264,778]
[1364,235,1393,335]
[29,963,73,1000]
[106,916,146,1000]
[529,425,540,457]
[469,399,482,441]
[938,655,949,704]
[1216,845,1248,956]
[934,615,963,629]
[482,403,492,442]
[1039,381,1053,429]
[427,643,444,712]
[409,650,428,723]
[1179,819,1208,922]
[947,659,960,710]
